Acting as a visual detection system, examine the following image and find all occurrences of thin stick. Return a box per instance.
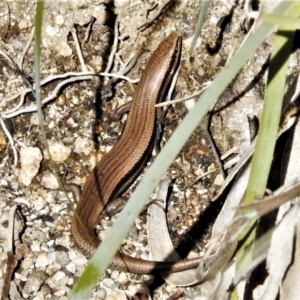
[82,16,95,45]
[18,27,34,69]
[104,17,119,74]
[71,27,88,72]
[155,90,202,107]
[2,75,95,118]
[0,117,18,165]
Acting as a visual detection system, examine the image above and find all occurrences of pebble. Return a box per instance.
[46,263,61,276]
[55,40,72,57]
[45,24,59,36]
[55,14,64,26]
[114,0,130,7]
[102,277,118,290]
[65,262,75,274]
[73,136,94,155]
[214,173,224,186]
[52,270,68,284]
[55,251,70,265]
[23,271,47,294]
[21,256,35,273]
[106,291,127,300]
[9,282,23,300]
[18,18,32,29]
[19,147,43,186]
[43,142,71,163]
[30,240,42,252]
[35,252,52,268]
[41,171,59,189]
[94,288,107,299]
[32,292,47,300]
[70,254,87,266]
[127,283,146,295]
[40,283,51,295]
[31,196,45,211]
[67,117,78,128]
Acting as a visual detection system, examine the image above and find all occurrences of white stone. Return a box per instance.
[65,262,75,274]
[214,173,224,186]
[44,142,71,164]
[106,291,127,300]
[18,19,31,29]
[56,40,72,57]
[55,251,69,265]
[31,196,45,211]
[71,255,88,266]
[73,137,94,155]
[32,292,46,300]
[102,278,118,289]
[19,147,43,186]
[114,0,129,7]
[41,171,59,189]
[23,273,44,294]
[35,253,51,268]
[55,15,64,26]
[46,263,61,276]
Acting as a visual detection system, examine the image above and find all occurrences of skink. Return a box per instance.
[71,32,202,274]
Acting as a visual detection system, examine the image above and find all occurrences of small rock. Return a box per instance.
[43,142,71,163]
[23,271,46,294]
[55,15,64,26]
[94,288,107,299]
[21,256,35,272]
[214,173,224,186]
[113,271,129,284]
[67,117,78,128]
[52,270,68,283]
[102,278,118,290]
[127,283,146,295]
[18,19,31,30]
[8,282,23,300]
[46,270,69,291]
[56,40,72,57]
[35,252,52,268]
[106,291,127,300]
[73,137,94,155]
[31,196,45,211]
[40,283,51,295]
[65,262,75,274]
[71,254,88,267]
[41,171,59,189]
[32,291,47,300]
[57,94,67,106]
[19,147,43,186]
[114,0,130,7]
[45,24,59,36]
[55,251,70,265]
[46,263,61,276]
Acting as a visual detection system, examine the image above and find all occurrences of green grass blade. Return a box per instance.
[260,12,300,29]
[235,0,300,284]
[189,0,210,54]
[33,0,44,130]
